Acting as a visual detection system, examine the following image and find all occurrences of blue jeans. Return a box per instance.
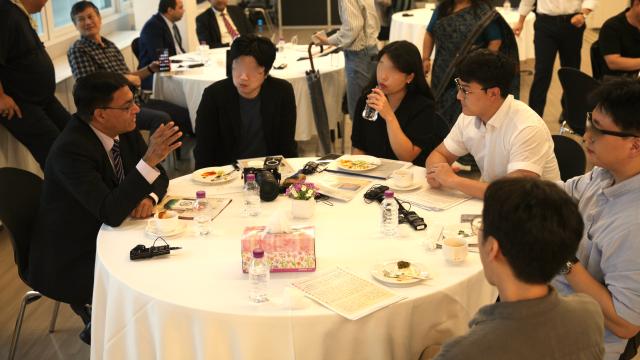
[344,46,378,120]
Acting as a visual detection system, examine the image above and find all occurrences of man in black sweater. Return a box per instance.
[194,34,297,168]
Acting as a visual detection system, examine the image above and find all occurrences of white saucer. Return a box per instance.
[145,221,187,238]
[386,180,422,192]
[371,261,429,286]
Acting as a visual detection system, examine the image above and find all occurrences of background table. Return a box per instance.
[389,6,536,61]
[153,47,346,141]
[91,158,497,360]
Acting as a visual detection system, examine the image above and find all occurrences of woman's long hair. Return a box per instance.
[364,41,434,100]
[436,0,492,18]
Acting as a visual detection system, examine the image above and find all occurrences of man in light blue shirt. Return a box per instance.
[553,78,640,359]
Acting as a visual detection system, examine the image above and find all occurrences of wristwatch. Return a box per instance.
[559,256,580,275]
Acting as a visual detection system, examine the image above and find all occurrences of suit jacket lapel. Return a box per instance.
[155,13,177,55]
[260,78,274,151]
[209,9,222,46]
[75,117,119,186]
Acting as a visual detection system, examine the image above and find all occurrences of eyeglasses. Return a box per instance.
[585,112,639,139]
[98,100,138,113]
[454,78,488,98]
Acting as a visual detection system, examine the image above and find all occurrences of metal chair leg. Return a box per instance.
[48,301,61,333]
[9,291,42,360]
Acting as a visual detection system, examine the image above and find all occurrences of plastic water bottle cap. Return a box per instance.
[384,190,394,198]
[196,190,206,198]
[252,248,264,258]
[246,173,256,181]
[257,19,264,25]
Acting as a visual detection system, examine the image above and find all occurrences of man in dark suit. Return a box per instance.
[138,0,186,90]
[28,72,182,344]
[194,35,297,168]
[196,0,253,49]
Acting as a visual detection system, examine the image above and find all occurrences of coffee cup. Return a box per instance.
[391,169,413,188]
[443,237,468,263]
[153,210,179,235]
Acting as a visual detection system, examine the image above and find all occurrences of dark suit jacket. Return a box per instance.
[194,76,298,169]
[28,115,169,305]
[138,12,181,90]
[196,6,253,49]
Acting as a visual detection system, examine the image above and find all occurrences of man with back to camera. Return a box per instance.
[430,178,604,360]
[194,34,297,169]
[597,0,640,78]
[552,78,640,359]
[27,72,180,345]
[426,49,560,199]
[196,0,253,49]
[138,0,186,91]
[0,0,71,170]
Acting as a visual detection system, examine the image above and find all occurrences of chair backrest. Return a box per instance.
[552,135,586,181]
[0,168,42,282]
[590,40,608,81]
[131,37,141,62]
[557,67,600,136]
[619,331,640,360]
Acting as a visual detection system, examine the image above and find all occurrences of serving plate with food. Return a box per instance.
[371,260,429,286]
[191,166,238,185]
[335,155,381,172]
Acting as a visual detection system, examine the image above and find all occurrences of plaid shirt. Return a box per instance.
[67,36,130,79]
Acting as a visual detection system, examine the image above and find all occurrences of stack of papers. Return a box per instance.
[398,187,471,211]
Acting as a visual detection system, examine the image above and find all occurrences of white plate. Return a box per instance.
[371,261,429,286]
[145,221,187,238]
[191,166,238,185]
[336,155,381,172]
[440,223,478,245]
[386,180,423,192]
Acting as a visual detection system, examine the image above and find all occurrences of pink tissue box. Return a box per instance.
[241,226,316,273]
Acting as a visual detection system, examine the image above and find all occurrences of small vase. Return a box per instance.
[291,198,315,219]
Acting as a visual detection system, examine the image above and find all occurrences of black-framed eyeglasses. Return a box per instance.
[454,77,488,97]
[98,100,138,113]
[586,112,639,139]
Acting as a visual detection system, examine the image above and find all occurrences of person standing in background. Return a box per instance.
[314,0,380,122]
[513,0,598,117]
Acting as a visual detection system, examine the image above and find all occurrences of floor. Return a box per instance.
[2,28,634,360]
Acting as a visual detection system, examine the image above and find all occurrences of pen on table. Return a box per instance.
[169,247,182,251]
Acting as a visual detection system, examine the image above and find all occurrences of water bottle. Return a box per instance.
[243,173,261,216]
[277,36,285,52]
[381,190,399,237]
[362,88,379,121]
[249,248,270,303]
[193,190,210,236]
[257,19,264,35]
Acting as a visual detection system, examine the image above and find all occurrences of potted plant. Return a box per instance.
[286,182,318,219]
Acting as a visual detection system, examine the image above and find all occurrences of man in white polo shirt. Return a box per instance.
[426,50,560,199]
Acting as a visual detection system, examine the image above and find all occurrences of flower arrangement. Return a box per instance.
[286,182,318,201]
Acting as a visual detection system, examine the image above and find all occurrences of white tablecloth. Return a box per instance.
[153,47,346,141]
[0,126,42,176]
[389,6,536,61]
[91,158,497,360]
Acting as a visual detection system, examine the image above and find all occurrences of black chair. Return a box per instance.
[557,68,600,136]
[620,332,640,360]
[0,168,61,360]
[590,40,609,81]
[552,135,586,181]
[131,37,141,62]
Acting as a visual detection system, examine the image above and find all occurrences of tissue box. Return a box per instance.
[241,226,316,273]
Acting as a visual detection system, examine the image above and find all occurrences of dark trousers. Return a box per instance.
[143,99,193,135]
[529,14,585,117]
[0,97,71,170]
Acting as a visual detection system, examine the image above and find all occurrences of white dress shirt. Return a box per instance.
[213,7,239,46]
[519,0,598,17]
[443,95,561,182]
[161,14,183,54]
[90,124,160,203]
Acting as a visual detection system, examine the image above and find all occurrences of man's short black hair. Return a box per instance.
[229,34,276,74]
[482,178,584,284]
[73,72,133,123]
[70,1,100,23]
[456,49,516,98]
[588,78,640,134]
[159,0,178,13]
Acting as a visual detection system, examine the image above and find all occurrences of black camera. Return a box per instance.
[130,244,171,260]
[242,157,282,202]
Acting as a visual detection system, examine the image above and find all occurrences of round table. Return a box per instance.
[389,6,536,61]
[152,46,346,141]
[91,158,496,360]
